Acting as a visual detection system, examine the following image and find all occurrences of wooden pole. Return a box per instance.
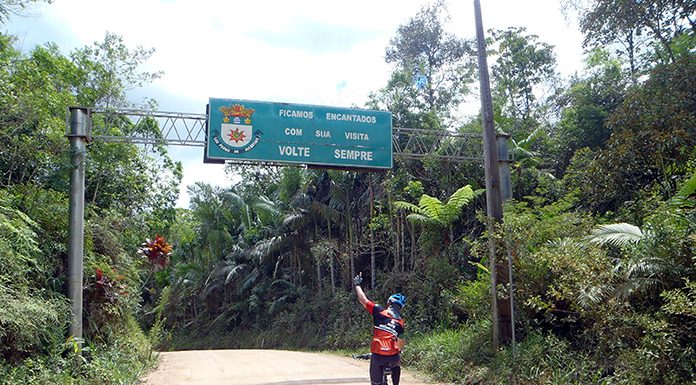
[474,0,512,350]
[369,174,376,289]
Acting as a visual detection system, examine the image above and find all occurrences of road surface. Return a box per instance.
[141,349,445,385]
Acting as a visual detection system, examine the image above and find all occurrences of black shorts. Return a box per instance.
[369,353,401,385]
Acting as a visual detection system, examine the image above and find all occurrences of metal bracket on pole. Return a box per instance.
[67,107,90,349]
[497,133,512,201]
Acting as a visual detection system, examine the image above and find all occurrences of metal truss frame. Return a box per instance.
[85,108,484,163]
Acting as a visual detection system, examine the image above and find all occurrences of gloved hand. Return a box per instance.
[352,273,363,287]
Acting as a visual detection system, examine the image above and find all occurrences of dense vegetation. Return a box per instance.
[0,7,180,383]
[1,1,695,384]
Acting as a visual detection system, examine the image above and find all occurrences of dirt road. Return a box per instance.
[141,349,444,385]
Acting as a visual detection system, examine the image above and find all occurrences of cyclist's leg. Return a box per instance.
[384,353,401,385]
[369,354,385,385]
[390,365,401,385]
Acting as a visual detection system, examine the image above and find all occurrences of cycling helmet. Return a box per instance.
[388,293,406,308]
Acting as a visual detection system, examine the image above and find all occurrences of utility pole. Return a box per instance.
[369,174,376,289]
[474,0,512,350]
[67,107,89,350]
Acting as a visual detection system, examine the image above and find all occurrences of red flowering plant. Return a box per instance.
[138,235,172,271]
[89,267,128,305]
[84,266,130,335]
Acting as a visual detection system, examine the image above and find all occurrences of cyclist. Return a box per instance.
[353,273,406,385]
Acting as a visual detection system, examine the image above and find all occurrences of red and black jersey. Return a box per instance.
[364,300,405,356]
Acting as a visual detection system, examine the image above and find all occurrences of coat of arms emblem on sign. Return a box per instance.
[214,104,262,154]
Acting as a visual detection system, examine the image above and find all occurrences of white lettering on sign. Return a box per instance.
[279,145,311,157]
[285,127,303,136]
[334,149,373,161]
[315,130,331,138]
[325,112,377,124]
[345,132,370,141]
[279,109,314,119]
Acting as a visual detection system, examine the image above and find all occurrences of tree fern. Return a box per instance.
[394,184,477,227]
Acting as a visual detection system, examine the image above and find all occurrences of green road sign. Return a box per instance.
[206,98,393,169]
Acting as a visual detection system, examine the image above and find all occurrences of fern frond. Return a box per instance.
[589,223,644,246]
[446,185,475,210]
[394,201,428,216]
[443,185,475,223]
[222,191,248,210]
[419,194,445,223]
[237,268,259,295]
[468,261,490,275]
[576,284,612,308]
[225,265,247,285]
[670,172,696,208]
[405,213,434,225]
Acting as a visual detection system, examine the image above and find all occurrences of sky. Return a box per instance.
[5,0,584,207]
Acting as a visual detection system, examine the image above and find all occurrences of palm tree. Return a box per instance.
[589,173,696,300]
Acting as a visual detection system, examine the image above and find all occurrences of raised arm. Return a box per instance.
[353,273,369,307]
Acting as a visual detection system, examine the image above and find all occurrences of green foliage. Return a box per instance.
[0,196,70,361]
[490,26,557,134]
[394,185,477,227]
[564,54,696,214]
[402,320,492,383]
[0,285,69,360]
[449,268,490,322]
[0,24,167,383]
[661,280,696,318]
[0,315,155,385]
[568,0,695,75]
[70,32,162,108]
[551,48,626,175]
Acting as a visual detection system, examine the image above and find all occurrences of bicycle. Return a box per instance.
[382,362,393,385]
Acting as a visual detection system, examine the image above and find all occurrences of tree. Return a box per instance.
[550,48,626,175]
[70,32,162,109]
[563,54,695,214]
[383,0,475,122]
[564,0,696,77]
[0,0,51,25]
[489,27,558,139]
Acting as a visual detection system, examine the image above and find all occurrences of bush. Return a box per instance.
[0,315,154,385]
[0,285,69,360]
[0,198,70,361]
[402,319,492,383]
[490,333,610,385]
